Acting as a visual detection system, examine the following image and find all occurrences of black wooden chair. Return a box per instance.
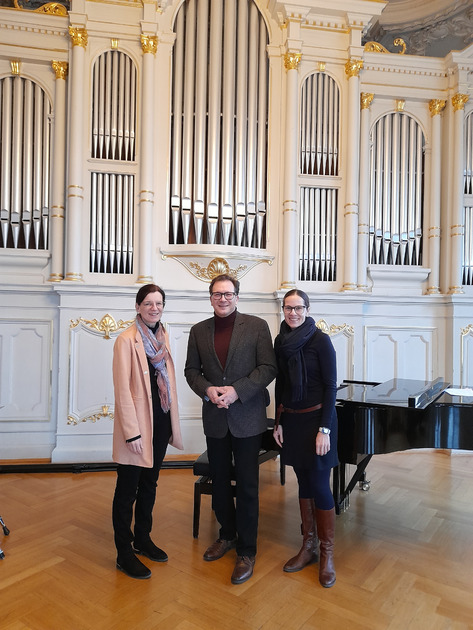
[192,426,284,538]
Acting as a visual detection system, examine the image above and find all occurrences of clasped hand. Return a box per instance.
[206,385,238,409]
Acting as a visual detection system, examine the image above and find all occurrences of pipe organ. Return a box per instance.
[0,76,51,250]
[169,0,268,248]
[89,51,137,274]
[298,72,340,281]
[1,0,473,462]
[464,112,473,285]
[369,112,425,266]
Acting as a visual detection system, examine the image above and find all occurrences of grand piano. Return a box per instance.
[333,378,473,513]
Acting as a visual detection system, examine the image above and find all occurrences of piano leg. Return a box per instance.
[333,456,373,513]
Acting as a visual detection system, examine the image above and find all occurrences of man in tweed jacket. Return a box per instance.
[185,274,277,585]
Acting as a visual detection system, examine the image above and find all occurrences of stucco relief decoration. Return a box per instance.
[70,314,134,339]
[12,0,69,14]
[316,319,354,338]
[160,252,273,282]
[67,405,114,427]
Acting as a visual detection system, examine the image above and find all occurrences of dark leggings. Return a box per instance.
[293,465,335,511]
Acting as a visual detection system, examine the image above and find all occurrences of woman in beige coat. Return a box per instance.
[112,284,183,579]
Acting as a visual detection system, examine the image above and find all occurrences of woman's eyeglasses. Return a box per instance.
[283,305,306,314]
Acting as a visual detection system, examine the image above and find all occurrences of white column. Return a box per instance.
[280,51,301,290]
[426,99,446,294]
[357,92,373,291]
[342,58,363,292]
[137,34,157,284]
[49,61,68,283]
[449,93,469,294]
[65,27,87,282]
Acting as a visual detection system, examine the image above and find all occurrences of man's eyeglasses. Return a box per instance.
[283,305,306,314]
[211,292,237,300]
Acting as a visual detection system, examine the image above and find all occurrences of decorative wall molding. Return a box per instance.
[67,404,114,426]
[160,251,274,283]
[70,314,134,340]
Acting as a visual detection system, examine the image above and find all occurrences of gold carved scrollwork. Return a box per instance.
[67,405,114,426]
[189,257,246,282]
[141,34,158,55]
[364,41,389,54]
[452,94,469,112]
[70,314,134,339]
[13,0,67,15]
[461,324,473,337]
[429,99,446,117]
[316,319,354,337]
[69,26,88,49]
[284,52,302,71]
[364,38,406,54]
[361,93,374,110]
[52,60,68,80]
[393,38,406,54]
[345,58,363,79]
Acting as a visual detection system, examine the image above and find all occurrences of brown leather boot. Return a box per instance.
[283,498,319,572]
[315,507,336,587]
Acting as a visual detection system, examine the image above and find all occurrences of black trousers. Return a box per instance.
[206,431,263,557]
[112,411,171,557]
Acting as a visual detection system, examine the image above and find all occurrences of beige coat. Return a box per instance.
[112,321,183,467]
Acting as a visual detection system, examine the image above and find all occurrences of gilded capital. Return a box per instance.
[141,34,158,55]
[69,26,88,49]
[345,58,363,79]
[452,93,469,112]
[284,52,302,71]
[429,99,446,117]
[52,60,68,80]
[360,93,374,110]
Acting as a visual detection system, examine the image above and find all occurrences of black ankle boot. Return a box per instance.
[116,553,151,579]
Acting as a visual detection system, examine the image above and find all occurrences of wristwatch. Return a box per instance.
[318,427,330,435]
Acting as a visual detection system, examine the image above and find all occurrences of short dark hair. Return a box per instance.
[283,289,310,309]
[135,284,166,306]
[209,274,240,295]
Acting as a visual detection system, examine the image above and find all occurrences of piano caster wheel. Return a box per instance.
[359,480,371,492]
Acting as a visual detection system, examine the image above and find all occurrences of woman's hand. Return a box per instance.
[126,437,143,455]
[273,425,283,448]
[315,431,330,456]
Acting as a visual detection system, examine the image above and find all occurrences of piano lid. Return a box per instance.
[337,377,449,409]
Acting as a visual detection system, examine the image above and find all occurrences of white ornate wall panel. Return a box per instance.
[460,324,473,387]
[315,319,354,384]
[165,321,207,454]
[0,320,52,422]
[67,318,119,426]
[364,326,437,383]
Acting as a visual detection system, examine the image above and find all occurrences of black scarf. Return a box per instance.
[274,317,316,401]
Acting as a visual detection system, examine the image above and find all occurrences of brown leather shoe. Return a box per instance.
[203,538,236,562]
[231,555,255,584]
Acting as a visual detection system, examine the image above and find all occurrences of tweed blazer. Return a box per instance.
[185,311,277,439]
[112,321,183,468]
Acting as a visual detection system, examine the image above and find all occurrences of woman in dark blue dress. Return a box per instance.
[273,289,338,588]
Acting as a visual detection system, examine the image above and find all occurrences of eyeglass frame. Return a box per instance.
[210,291,237,300]
[282,305,307,314]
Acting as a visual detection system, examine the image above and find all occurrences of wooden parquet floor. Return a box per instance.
[1,451,473,630]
